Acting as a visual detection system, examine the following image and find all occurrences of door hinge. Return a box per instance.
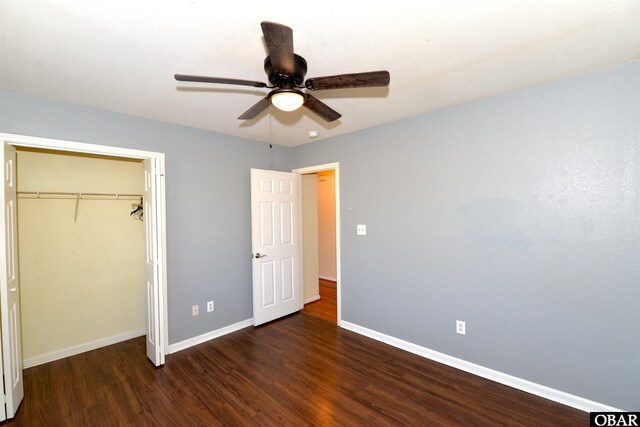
[1,394,6,404]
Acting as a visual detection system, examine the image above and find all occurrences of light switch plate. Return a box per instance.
[357,224,367,235]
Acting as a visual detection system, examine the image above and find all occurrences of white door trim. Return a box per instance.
[0,132,169,358]
[292,163,342,325]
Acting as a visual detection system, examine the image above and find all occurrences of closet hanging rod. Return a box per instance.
[17,191,142,200]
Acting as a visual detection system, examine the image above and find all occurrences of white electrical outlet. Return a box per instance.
[207,300,214,313]
[357,224,367,235]
[192,304,199,316]
[456,320,466,335]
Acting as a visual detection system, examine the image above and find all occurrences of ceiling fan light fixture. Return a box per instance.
[269,89,305,112]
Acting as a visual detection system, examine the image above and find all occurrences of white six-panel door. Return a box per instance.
[251,169,300,326]
[0,143,23,418]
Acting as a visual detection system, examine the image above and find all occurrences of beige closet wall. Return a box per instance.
[317,171,336,281]
[16,148,145,363]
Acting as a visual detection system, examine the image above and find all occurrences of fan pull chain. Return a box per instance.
[268,106,274,167]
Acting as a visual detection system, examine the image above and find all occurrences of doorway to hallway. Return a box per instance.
[296,165,339,324]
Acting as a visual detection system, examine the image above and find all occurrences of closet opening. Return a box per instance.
[0,133,167,419]
[16,147,147,368]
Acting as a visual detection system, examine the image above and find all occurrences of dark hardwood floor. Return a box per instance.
[302,279,337,324]
[7,312,587,426]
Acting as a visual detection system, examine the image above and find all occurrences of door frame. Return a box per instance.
[0,132,169,358]
[292,162,342,325]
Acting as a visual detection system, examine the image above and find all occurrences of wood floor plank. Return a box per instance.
[6,312,588,426]
[303,279,337,323]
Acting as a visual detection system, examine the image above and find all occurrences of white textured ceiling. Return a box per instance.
[1,1,638,147]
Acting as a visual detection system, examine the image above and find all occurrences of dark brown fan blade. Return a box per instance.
[305,71,390,90]
[175,74,267,88]
[238,97,270,120]
[260,21,294,75]
[304,94,341,122]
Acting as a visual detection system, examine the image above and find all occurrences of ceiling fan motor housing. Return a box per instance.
[264,54,308,86]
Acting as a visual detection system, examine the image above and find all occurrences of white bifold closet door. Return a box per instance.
[0,143,24,419]
[143,158,163,366]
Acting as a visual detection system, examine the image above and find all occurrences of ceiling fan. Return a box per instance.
[174,21,390,122]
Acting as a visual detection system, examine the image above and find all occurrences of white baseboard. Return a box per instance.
[23,328,147,369]
[340,321,621,413]
[319,275,337,282]
[304,295,321,304]
[168,318,253,354]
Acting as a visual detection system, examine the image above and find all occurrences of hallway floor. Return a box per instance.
[302,279,336,323]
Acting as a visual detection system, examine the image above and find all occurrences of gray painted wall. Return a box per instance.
[292,61,640,410]
[0,90,294,344]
